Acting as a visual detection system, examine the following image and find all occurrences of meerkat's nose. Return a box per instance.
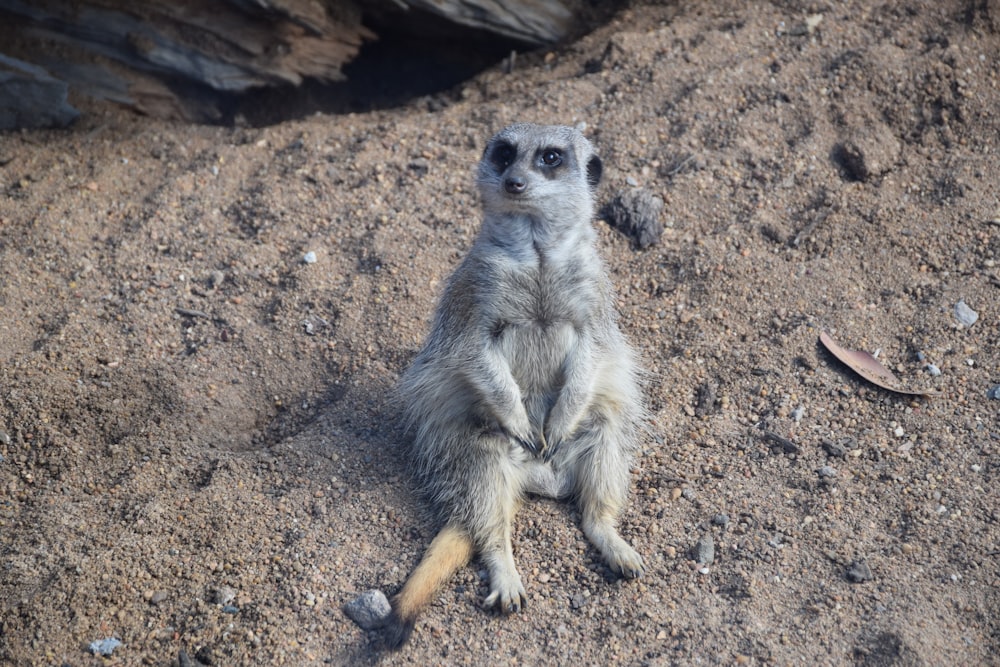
[504,176,527,194]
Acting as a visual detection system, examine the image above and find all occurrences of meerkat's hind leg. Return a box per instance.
[572,414,645,579]
[580,497,645,579]
[480,541,526,613]
[464,449,528,614]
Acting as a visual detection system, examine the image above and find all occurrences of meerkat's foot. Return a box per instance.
[482,555,527,613]
[583,518,645,579]
[604,538,645,579]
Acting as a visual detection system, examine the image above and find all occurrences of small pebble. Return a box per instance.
[893,426,905,438]
[846,560,873,583]
[207,270,226,289]
[0,429,9,445]
[221,605,239,614]
[303,251,318,264]
[693,534,715,565]
[408,157,430,174]
[915,351,926,362]
[954,300,978,327]
[987,385,1000,400]
[821,438,848,458]
[213,585,237,606]
[681,488,696,501]
[791,405,805,423]
[150,590,168,604]
[817,465,837,478]
[712,513,730,527]
[89,638,122,656]
[924,363,941,376]
[343,590,391,630]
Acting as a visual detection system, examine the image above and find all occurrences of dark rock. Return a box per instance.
[693,534,715,565]
[847,560,873,583]
[603,188,665,249]
[821,437,849,458]
[695,382,720,417]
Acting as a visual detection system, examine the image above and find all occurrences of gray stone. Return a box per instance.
[954,300,978,327]
[344,589,391,630]
[821,438,848,458]
[693,534,715,565]
[847,560,873,583]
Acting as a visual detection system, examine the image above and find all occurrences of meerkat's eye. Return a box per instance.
[491,143,516,170]
[540,149,563,167]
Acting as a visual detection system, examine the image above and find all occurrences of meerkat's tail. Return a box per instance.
[385,523,474,649]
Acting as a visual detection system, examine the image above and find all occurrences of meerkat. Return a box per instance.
[385,123,645,648]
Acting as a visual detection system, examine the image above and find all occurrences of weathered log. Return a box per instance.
[0,0,370,90]
[0,0,373,121]
[398,0,574,44]
[0,53,79,129]
[0,0,585,125]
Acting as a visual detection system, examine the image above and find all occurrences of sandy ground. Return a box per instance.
[2,1,999,665]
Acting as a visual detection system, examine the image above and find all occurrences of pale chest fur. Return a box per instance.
[485,250,602,419]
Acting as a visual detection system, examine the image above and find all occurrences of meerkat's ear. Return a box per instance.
[586,155,603,190]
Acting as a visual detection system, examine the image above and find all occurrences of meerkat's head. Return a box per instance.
[476,124,602,226]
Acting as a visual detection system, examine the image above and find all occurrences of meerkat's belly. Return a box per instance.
[498,318,577,424]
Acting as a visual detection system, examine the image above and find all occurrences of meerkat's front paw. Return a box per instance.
[543,405,584,452]
[503,410,540,454]
[483,570,527,614]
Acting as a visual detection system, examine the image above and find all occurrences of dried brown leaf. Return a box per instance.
[819,331,942,397]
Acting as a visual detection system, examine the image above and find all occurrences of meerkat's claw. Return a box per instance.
[482,557,526,614]
[484,580,527,614]
[609,545,645,579]
[507,432,539,454]
[535,430,548,454]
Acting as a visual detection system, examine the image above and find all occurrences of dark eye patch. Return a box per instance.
[490,142,517,170]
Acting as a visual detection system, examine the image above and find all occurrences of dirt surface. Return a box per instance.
[2,1,999,665]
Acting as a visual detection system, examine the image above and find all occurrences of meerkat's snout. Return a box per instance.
[504,174,527,194]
